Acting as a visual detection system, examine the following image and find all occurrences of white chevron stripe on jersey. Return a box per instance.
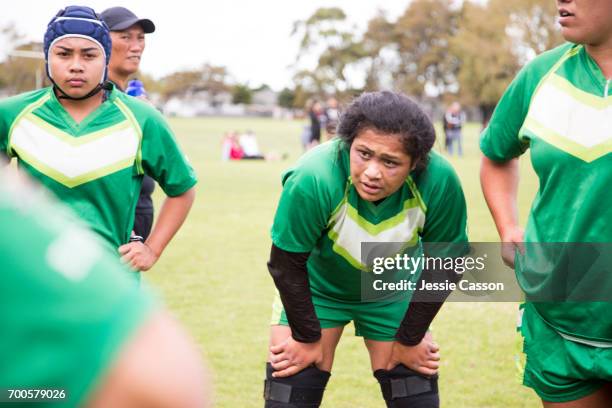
[10,117,139,187]
[527,74,612,149]
[328,202,425,269]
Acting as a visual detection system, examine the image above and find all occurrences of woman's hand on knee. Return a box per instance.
[269,337,323,378]
[387,332,440,376]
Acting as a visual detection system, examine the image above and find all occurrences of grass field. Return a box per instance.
[146,117,541,407]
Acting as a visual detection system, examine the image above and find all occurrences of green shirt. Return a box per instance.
[0,86,197,250]
[480,43,612,342]
[271,138,468,302]
[0,171,155,407]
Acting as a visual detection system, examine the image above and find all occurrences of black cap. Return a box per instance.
[100,7,155,33]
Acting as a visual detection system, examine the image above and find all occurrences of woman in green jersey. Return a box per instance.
[481,0,612,406]
[0,6,197,273]
[0,169,210,408]
[264,91,468,408]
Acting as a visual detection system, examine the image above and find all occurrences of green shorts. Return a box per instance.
[519,302,612,403]
[271,292,409,341]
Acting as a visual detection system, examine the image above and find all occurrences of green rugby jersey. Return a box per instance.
[0,172,155,407]
[271,138,468,302]
[0,86,197,250]
[480,43,612,342]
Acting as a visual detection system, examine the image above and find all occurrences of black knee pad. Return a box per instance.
[374,364,439,408]
[264,363,331,408]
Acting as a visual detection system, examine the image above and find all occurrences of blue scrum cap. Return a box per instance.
[44,5,111,83]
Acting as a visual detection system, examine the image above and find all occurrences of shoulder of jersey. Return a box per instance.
[114,91,161,117]
[0,87,49,110]
[292,139,346,178]
[409,150,461,193]
[523,42,577,73]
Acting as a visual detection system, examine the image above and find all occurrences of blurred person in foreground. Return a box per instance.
[0,169,210,407]
[480,0,612,406]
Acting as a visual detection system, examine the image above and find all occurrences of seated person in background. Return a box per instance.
[222,131,238,160]
[222,130,287,162]
[221,131,247,160]
[240,130,265,160]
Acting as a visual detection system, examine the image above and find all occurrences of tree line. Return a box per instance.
[287,0,562,119]
[0,0,562,118]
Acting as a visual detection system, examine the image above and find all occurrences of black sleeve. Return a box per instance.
[395,266,461,346]
[267,244,321,343]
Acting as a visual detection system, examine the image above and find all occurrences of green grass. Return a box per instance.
[146,117,541,407]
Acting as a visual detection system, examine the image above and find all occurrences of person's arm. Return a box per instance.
[480,156,523,267]
[388,264,460,376]
[124,103,198,271]
[267,244,323,378]
[87,310,211,408]
[119,187,196,271]
[266,157,334,377]
[267,244,320,342]
[395,265,461,347]
[389,159,468,375]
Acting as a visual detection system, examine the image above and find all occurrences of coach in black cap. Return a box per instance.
[100,7,155,92]
[101,6,157,242]
[100,6,155,34]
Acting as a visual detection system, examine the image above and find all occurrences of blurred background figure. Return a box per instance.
[221,131,245,161]
[300,99,314,151]
[307,100,324,150]
[300,123,312,152]
[221,131,234,161]
[443,102,465,157]
[240,129,265,160]
[324,97,341,138]
[222,130,286,161]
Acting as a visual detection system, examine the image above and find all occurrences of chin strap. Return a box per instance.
[52,78,113,100]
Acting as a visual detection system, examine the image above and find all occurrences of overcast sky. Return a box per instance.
[0,0,412,91]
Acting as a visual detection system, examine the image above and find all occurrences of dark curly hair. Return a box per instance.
[337,91,436,172]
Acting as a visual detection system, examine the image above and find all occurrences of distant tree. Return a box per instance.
[292,7,348,60]
[450,1,519,123]
[277,87,295,108]
[360,11,397,91]
[158,69,202,99]
[291,7,367,95]
[292,84,311,109]
[392,0,460,98]
[451,0,562,124]
[199,63,231,101]
[253,83,271,92]
[232,83,253,104]
[157,63,231,101]
[499,0,564,64]
[135,72,162,94]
